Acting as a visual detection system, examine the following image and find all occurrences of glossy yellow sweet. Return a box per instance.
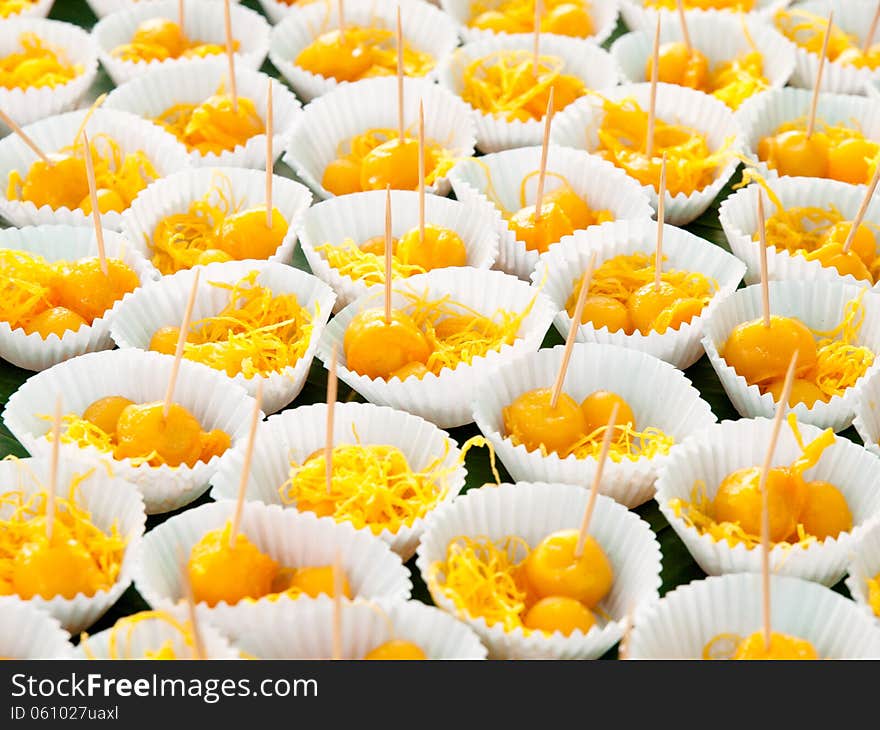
[523,595,596,636]
[343,309,432,380]
[149,326,190,356]
[11,536,106,600]
[827,138,875,184]
[805,241,872,282]
[390,361,430,381]
[364,640,427,660]
[647,42,710,90]
[360,235,395,257]
[22,306,86,339]
[763,377,826,408]
[544,186,592,229]
[721,315,818,385]
[627,282,680,335]
[295,30,374,82]
[360,138,428,191]
[541,2,593,37]
[758,130,829,178]
[113,402,204,468]
[396,224,467,271]
[322,158,362,196]
[732,631,818,660]
[131,19,187,58]
[78,188,127,215]
[797,480,852,541]
[524,529,613,608]
[568,292,631,332]
[508,200,573,254]
[14,154,88,210]
[503,388,587,456]
[820,222,877,268]
[288,566,352,599]
[54,259,140,324]
[581,391,636,435]
[82,396,134,438]
[217,208,288,261]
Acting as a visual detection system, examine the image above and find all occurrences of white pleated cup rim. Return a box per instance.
[619,0,793,31]
[437,33,621,153]
[845,520,880,625]
[0,225,158,372]
[0,0,54,20]
[628,571,880,659]
[701,279,880,431]
[295,188,501,312]
[134,499,413,637]
[533,218,747,369]
[851,366,880,458]
[0,597,73,659]
[416,481,662,659]
[448,145,655,280]
[86,0,240,19]
[93,0,270,86]
[472,342,717,508]
[3,349,258,515]
[719,176,880,290]
[109,259,335,414]
[269,0,459,103]
[284,75,477,200]
[209,400,467,560]
[121,165,313,273]
[0,455,146,634]
[0,107,191,230]
[551,82,743,225]
[317,267,558,428]
[0,18,99,127]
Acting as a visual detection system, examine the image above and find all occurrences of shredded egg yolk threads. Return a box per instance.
[595,95,734,196]
[564,251,716,335]
[0,33,82,90]
[868,574,880,618]
[469,0,594,38]
[0,478,126,600]
[149,272,315,379]
[321,128,456,196]
[0,1,37,18]
[80,610,200,660]
[461,50,585,122]
[111,18,231,64]
[296,26,434,83]
[775,8,879,69]
[7,133,159,214]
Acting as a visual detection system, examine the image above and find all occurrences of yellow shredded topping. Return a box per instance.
[0,1,38,18]
[80,610,202,660]
[467,0,594,37]
[512,421,675,462]
[775,8,878,68]
[868,574,880,618]
[314,239,427,285]
[707,49,768,111]
[0,33,82,90]
[111,20,231,64]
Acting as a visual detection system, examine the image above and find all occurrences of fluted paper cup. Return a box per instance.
[270,0,458,102]
[449,146,654,280]
[105,58,300,169]
[472,343,717,508]
[417,481,662,659]
[628,572,880,659]
[296,189,501,312]
[134,499,412,636]
[551,83,742,225]
[0,456,146,634]
[441,0,620,46]
[610,13,795,108]
[656,416,880,585]
[0,598,73,659]
[209,401,467,560]
[86,0,240,19]
[0,107,190,230]
[121,166,313,272]
[317,267,557,428]
[0,0,54,19]
[438,34,620,153]
[0,225,157,372]
[3,349,257,514]
[852,367,880,458]
[216,596,487,659]
[0,19,98,127]
[701,280,880,431]
[284,76,476,200]
[94,0,270,86]
[846,521,880,624]
[736,87,880,180]
[719,176,880,289]
[619,0,792,31]
[534,219,747,368]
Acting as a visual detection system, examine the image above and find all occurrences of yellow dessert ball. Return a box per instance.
[524,529,614,608]
[131,18,187,57]
[295,30,374,82]
[323,158,363,196]
[360,235,395,256]
[627,281,680,335]
[343,308,432,380]
[508,200,574,254]
[654,297,706,334]
[199,428,232,462]
[12,537,106,600]
[541,3,594,37]
[820,222,876,268]
[288,565,352,599]
[808,241,873,282]
[149,325,193,356]
[732,631,818,660]
[646,42,710,89]
[567,289,631,332]
[217,207,288,261]
[364,640,427,660]
[827,138,874,185]
[502,387,588,456]
[721,315,818,385]
[763,377,826,408]
[114,401,205,467]
[581,390,636,435]
[758,130,829,178]
[523,596,597,636]
[83,396,135,437]
[23,306,87,339]
[471,10,519,33]
[78,188,127,215]
[544,186,592,229]
[798,480,852,541]
[396,224,468,271]
[18,155,89,211]
[361,138,429,191]
[54,258,140,324]
[390,361,430,381]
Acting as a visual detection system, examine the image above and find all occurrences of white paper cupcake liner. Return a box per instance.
[0,0,54,19]
[449,145,655,280]
[845,521,880,625]
[628,572,880,659]
[86,0,240,19]
[134,499,412,637]
[441,0,620,47]
[109,260,335,414]
[0,225,158,372]
[0,107,190,231]
[416,481,662,659]
[551,83,743,225]
[472,342,717,508]
[851,366,880,458]
[209,401,467,560]
[3,349,258,514]
[104,58,301,169]
[736,86,880,181]
[533,219,747,369]
[121,166,313,272]
[438,33,620,153]
[610,13,795,108]
[284,75,477,200]
[317,267,557,428]
[619,0,792,32]
[0,597,73,659]
[93,0,270,86]
[0,455,147,634]
[701,280,880,431]
[656,416,880,586]
[0,19,99,127]
[296,189,501,313]
[76,604,239,659]
[216,595,486,659]
[270,0,458,103]
[719,176,880,290]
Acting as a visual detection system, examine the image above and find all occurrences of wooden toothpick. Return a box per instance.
[843,161,880,254]
[81,130,108,276]
[0,109,50,164]
[223,0,238,112]
[162,269,200,419]
[265,79,274,229]
[647,16,661,159]
[654,152,666,292]
[228,381,263,549]
[45,395,61,543]
[550,252,596,409]
[325,345,338,496]
[757,191,771,328]
[806,11,833,140]
[759,351,798,651]
[384,185,393,324]
[533,0,542,76]
[575,403,620,558]
[675,0,693,54]
[418,100,425,245]
[863,2,880,55]
[533,87,555,223]
[338,0,346,43]
[396,6,405,144]
[178,0,184,29]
